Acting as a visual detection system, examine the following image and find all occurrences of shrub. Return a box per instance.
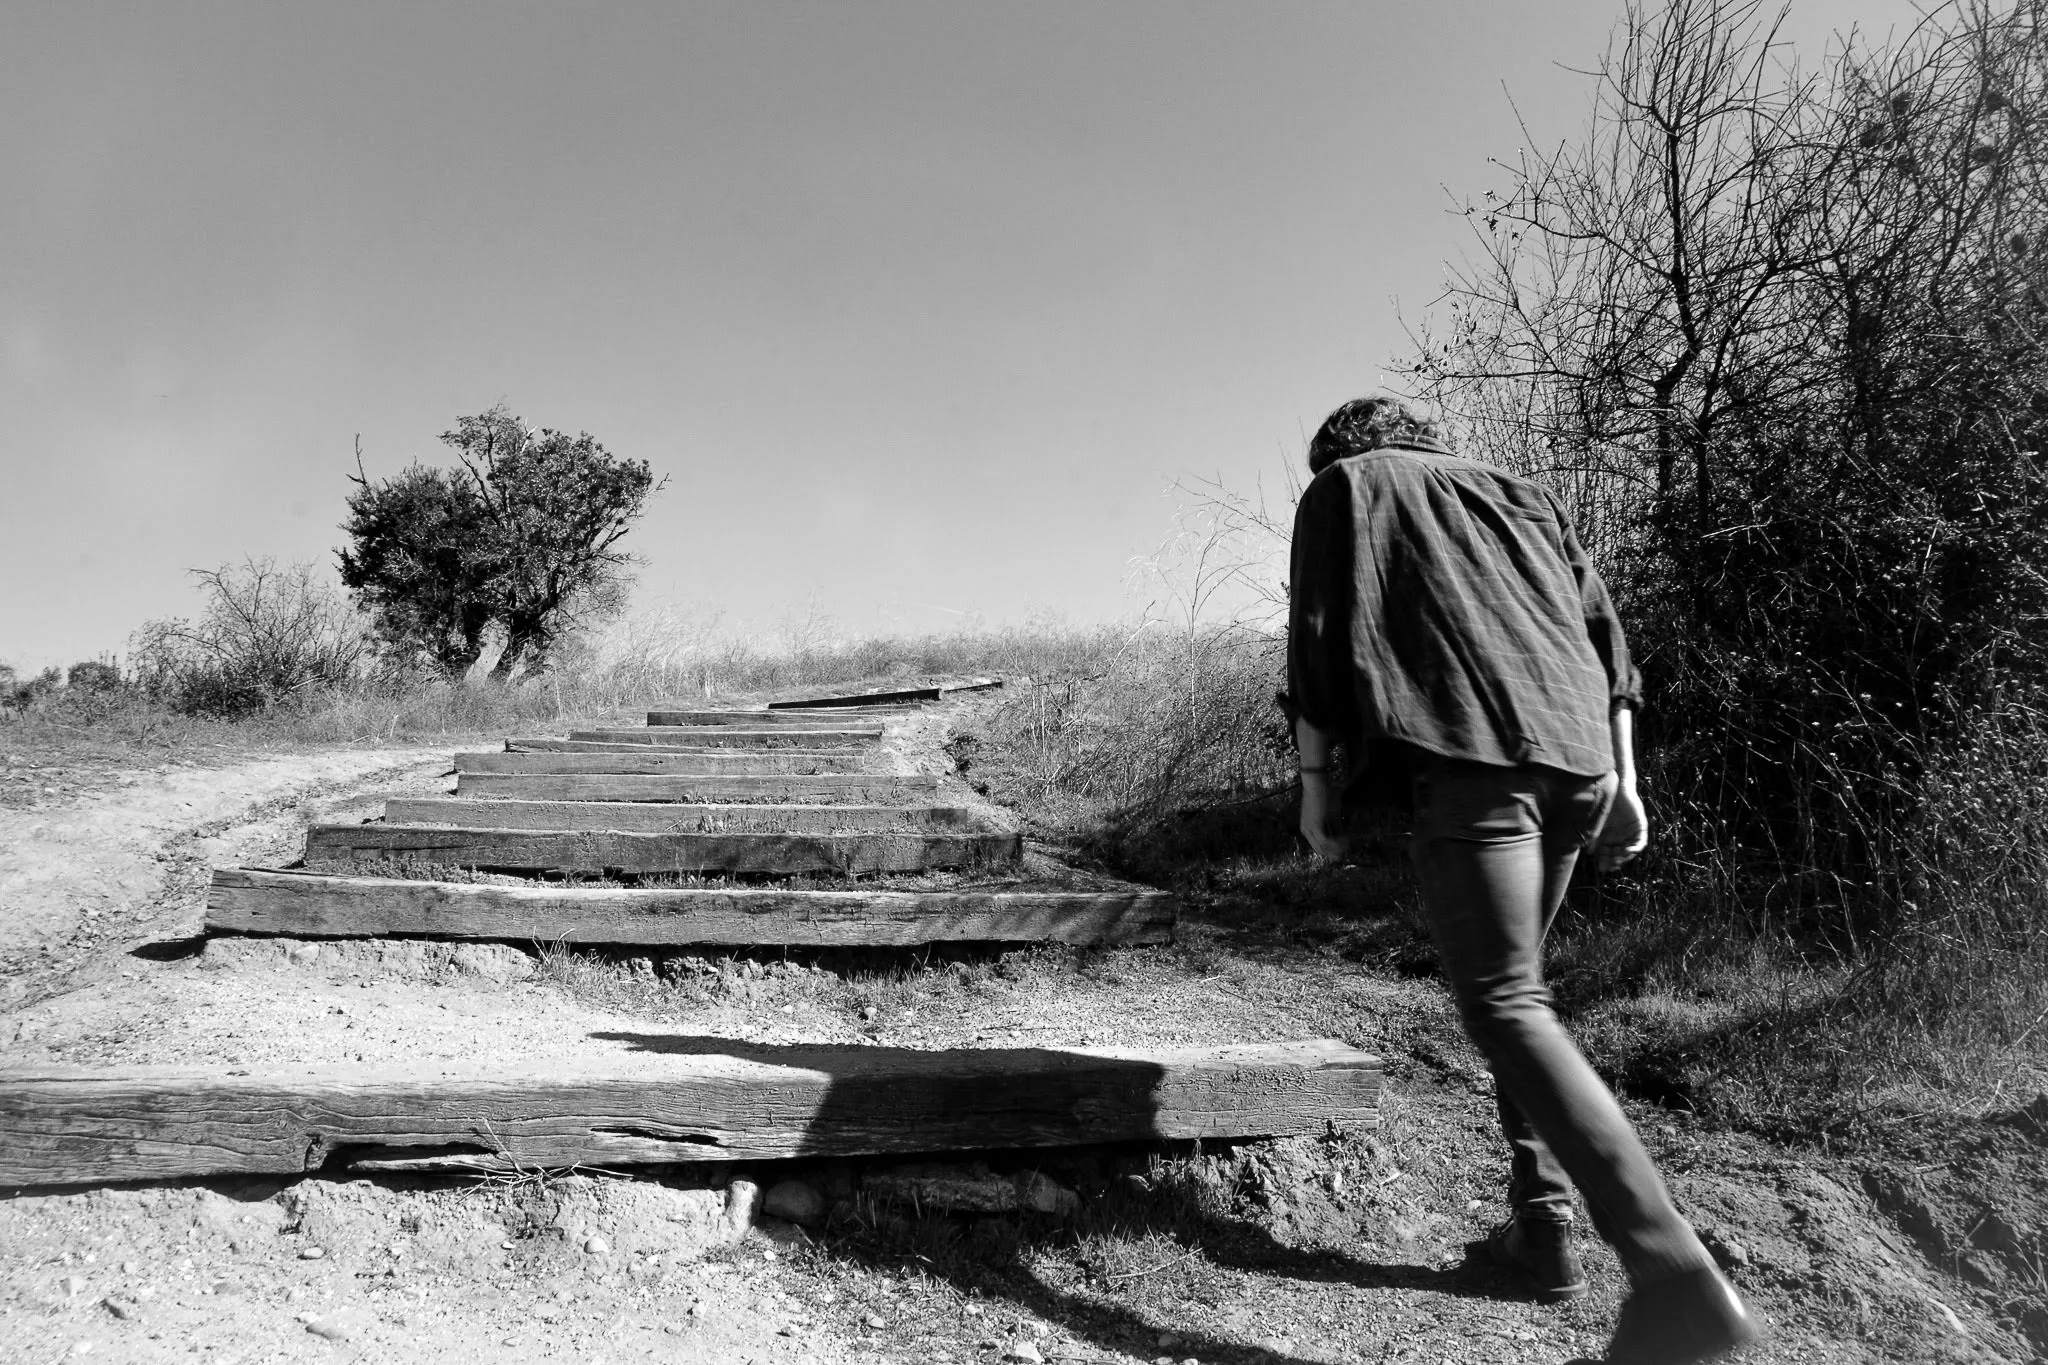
[130,559,370,717]
[65,660,121,693]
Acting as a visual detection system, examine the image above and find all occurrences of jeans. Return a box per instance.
[1410,757,1713,1285]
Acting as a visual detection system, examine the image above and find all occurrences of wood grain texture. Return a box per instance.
[647,709,915,727]
[453,773,940,803]
[0,1038,1376,1186]
[467,751,867,774]
[384,798,993,834]
[303,825,1022,875]
[768,680,1000,709]
[567,728,881,749]
[207,867,1175,946]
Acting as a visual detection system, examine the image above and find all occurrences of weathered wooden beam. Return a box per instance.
[466,751,868,775]
[384,798,993,834]
[208,867,1174,946]
[304,825,1021,875]
[567,728,881,749]
[0,1038,1376,1186]
[768,679,1001,710]
[648,708,916,727]
[454,773,941,803]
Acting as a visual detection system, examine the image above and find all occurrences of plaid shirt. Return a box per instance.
[1287,438,1639,781]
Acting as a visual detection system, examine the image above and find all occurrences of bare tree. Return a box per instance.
[1407,0,2048,921]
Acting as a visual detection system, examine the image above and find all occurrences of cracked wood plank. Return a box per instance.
[647,709,916,727]
[767,680,1000,709]
[302,825,1022,875]
[206,868,1176,946]
[0,1038,1377,1186]
[465,750,868,774]
[566,728,881,749]
[382,798,993,834]
[452,773,941,803]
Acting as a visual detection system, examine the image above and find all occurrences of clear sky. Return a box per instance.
[2,0,1915,669]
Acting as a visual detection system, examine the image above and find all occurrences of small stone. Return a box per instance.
[763,1180,827,1229]
[583,1236,609,1255]
[761,1247,777,1262]
[119,1262,138,1274]
[1702,1229,1750,1271]
[70,1344,94,1358]
[64,1275,87,1297]
[858,1007,876,1022]
[288,944,320,966]
[1156,1333,1179,1348]
[101,1298,135,1321]
[864,1314,886,1329]
[963,1303,983,1317]
[1016,1171,1080,1218]
[306,1319,349,1342]
[1004,1343,1044,1364]
[298,1247,325,1261]
[725,1177,761,1231]
[500,1241,515,1251]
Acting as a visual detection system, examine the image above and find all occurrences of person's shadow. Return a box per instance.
[591,1029,1520,1365]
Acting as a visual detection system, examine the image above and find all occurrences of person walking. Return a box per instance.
[1286,395,1758,1365]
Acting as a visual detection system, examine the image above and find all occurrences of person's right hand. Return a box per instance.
[1594,779,1649,871]
[1300,773,1350,862]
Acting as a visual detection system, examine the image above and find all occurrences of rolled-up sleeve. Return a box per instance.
[1554,501,1642,712]
[1288,475,1360,739]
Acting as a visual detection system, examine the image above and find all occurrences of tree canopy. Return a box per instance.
[340,407,661,678]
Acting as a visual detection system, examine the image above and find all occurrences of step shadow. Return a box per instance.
[592,1029,1509,1364]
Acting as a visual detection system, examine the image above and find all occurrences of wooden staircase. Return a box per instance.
[0,684,1382,1187]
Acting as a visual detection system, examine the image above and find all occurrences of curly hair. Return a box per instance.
[1306,394,1443,475]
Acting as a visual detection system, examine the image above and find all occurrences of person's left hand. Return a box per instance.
[1300,772,1350,862]
[1594,779,1649,871]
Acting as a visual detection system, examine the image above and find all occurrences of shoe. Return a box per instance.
[1606,1264,1760,1364]
[1467,1215,1588,1303]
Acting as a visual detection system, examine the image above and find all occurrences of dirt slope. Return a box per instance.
[0,740,2040,1365]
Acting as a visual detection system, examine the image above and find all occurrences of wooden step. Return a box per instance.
[648,708,918,727]
[384,798,992,834]
[769,679,1000,710]
[567,728,881,749]
[0,1037,1377,1186]
[304,825,1022,875]
[467,751,868,775]
[454,773,941,803]
[208,867,1173,945]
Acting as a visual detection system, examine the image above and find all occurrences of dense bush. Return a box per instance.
[1412,0,2048,953]
[65,660,121,693]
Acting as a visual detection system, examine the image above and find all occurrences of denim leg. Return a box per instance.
[1500,1089,1574,1219]
[1500,774,1608,1220]
[1412,760,1714,1285]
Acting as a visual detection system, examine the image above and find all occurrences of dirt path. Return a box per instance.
[0,742,2039,1364]
[0,747,450,1007]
